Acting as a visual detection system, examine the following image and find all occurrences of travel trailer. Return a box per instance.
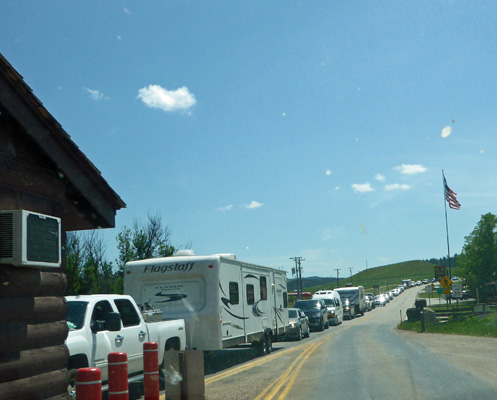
[334,286,366,317]
[123,251,289,355]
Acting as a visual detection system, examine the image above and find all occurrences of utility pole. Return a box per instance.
[349,267,353,285]
[334,268,341,289]
[290,257,305,299]
[366,260,368,270]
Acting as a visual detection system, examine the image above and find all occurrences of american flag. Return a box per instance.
[444,177,461,210]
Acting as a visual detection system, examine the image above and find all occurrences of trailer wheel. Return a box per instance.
[266,333,273,353]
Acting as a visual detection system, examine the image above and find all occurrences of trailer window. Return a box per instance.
[247,284,255,305]
[283,292,288,308]
[260,276,268,300]
[114,299,141,327]
[229,282,239,305]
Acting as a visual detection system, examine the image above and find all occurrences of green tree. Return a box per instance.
[115,213,177,290]
[64,232,83,295]
[459,213,497,300]
[64,230,120,295]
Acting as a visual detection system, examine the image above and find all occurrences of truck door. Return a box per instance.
[89,300,116,380]
[113,298,147,374]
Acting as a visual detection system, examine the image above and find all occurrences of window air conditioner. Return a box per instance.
[0,210,61,268]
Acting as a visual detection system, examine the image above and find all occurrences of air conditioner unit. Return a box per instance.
[0,210,61,268]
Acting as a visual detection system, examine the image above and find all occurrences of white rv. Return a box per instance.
[123,252,289,355]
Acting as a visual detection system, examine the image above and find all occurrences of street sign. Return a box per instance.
[452,284,463,299]
[435,266,446,281]
[440,276,452,289]
[443,288,451,295]
[437,287,444,294]
[425,285,432,293]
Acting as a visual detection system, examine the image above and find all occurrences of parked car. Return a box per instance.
[286,308,310,340]
[294,299,329,331]
[365,293,376,309]
[341,298,355,319]
[374,295,387,307]
[364,294,371,309]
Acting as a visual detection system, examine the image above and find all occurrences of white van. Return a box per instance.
[312,290,343,325]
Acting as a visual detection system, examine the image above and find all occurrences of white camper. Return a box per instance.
[123,252,288,355]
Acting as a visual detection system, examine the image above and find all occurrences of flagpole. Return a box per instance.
[442,170,452,280]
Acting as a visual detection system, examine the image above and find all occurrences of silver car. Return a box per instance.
[286,308,310,341]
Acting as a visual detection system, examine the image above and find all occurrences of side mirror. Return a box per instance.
[105,312,122,332]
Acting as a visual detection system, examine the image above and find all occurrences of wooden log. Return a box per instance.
[0,296,67,323]
[0,369,69,400]
[0,266,66,297]
[0,345,68,383]
[0,320,68,352]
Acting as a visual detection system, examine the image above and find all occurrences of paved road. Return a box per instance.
[205,288,497,400]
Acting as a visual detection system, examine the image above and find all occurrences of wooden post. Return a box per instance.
[180,351,205,400]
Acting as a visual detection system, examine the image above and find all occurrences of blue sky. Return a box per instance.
[2,1,497,278]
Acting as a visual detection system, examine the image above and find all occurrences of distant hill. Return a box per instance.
[301,260,436,294]
[288,276,337,292]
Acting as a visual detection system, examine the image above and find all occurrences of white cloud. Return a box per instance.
[395,164,428,175]
[84,87,106,101]
[441,126,452,138]
[124,8,131,15]
[326,169,332,176]
[242,201,264,209]
[375,174,385,182]
[335,186,341,190]
[385,184,411,191]
[352,183,375,193]
[137,85,196,112]
[217,204,233,212]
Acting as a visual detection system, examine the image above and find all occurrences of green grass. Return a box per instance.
[398,312,497,337]
[304,260,436,293]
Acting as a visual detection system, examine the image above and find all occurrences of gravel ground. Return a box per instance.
[397,329,497,387]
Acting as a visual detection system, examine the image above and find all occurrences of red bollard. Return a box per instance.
[108,352,129,400]
[76,367,102,400]
[143,342,160,400]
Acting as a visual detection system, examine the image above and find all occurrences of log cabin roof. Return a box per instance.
[0,53,125,230]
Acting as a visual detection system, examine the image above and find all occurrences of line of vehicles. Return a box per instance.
[64,250,418,394]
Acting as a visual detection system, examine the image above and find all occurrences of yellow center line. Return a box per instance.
[259,339,325,400]
[205,341,309,385]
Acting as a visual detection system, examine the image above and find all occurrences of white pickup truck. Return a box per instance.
[65,294,186,392]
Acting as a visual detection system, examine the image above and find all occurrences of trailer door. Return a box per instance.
[272,272,288,335]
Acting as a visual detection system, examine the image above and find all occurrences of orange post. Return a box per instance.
[76,367,102,400]
[108,352,129,400]
[143,342,160,400]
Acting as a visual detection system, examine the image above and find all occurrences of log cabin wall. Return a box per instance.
[0,53,124,399]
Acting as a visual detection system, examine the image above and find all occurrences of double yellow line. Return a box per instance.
[254,335,331,400]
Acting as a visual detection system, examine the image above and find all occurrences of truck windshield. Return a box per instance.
[338,291,359,303]
[66,301,88,331]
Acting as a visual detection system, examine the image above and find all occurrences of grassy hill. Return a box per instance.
[304,260,436,294]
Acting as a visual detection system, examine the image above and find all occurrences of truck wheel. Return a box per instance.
[67,369,77,400]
